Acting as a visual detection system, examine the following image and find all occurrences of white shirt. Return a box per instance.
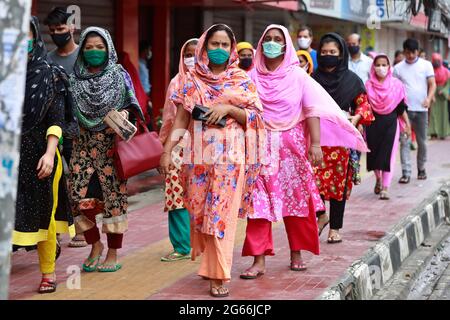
[393,58,435,112]
[348,52,373,84]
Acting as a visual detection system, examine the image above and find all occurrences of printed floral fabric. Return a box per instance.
[70,127,128,233]
[250,123,325,222]
[314,93,374,201]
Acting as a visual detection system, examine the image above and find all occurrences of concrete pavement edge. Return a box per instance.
[317,181,450,300]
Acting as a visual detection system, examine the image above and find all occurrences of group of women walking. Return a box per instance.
[14,16,425,298]
[159,24,378,298]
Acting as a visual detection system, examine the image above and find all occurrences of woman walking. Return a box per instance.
[429,53,450,140]
[312,33,374,244]
[160,24,264,298]
[159,38,198,262]
[69,27,143,273]
[366,54,411,200]
[240,25,368,278]
[12,16,76,294]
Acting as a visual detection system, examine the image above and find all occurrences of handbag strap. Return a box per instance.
[128,109,149,134]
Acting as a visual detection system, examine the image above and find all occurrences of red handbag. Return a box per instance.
[114,117,163,180]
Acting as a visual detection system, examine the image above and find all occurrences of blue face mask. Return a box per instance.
[262,41,285,59]
[207,48,230,65]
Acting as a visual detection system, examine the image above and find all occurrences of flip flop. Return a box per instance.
[160,251,191,262]
[239,269,265,280]
[82,255,102,272]
[97,263,122,272]
[210,286,229,298]
[379,190,390,200]
[318,218,330,237]
[327,234,343,244]
[290,260,307,271]
[398,175,410,184]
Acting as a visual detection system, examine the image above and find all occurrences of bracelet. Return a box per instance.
[311,145,321,148]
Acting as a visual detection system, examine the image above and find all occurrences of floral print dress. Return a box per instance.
[314,93,374,201]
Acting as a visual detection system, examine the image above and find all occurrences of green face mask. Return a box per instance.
[207,48,230,65]
[28,39,34,53]
[83,50,107,67]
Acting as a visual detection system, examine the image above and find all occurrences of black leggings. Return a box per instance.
[317,196,347,230]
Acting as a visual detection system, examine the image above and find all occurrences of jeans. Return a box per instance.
[400,111,428,176]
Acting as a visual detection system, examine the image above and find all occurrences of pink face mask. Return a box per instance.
[375,66,389,78]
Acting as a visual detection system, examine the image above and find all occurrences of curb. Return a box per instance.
[318,182,450,300]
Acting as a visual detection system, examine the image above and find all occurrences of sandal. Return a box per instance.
[327,232,342,244]
[68,236,88,248]
[38,277,57,294]
[82,254,102,272]
[160,251,191,262]
[418,170,427,180]
[210,285,229,298]
[290,260,307,271]
[398,175,410,184]
[318,215,330,236]
[240,268,265,280]
[97,262,122,272]
[374,180,382,195]
[379,190,390,200]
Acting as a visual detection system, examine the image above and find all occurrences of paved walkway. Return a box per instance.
[8,139,450,300]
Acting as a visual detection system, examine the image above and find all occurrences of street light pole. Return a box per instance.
[0,0,32,300]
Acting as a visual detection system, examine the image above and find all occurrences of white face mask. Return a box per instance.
[184,57,195,69]
[374,66,389,78]
[297,38,311,50]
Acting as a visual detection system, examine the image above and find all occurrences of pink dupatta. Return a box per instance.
[159,38,198,144]
[249,24,368,152]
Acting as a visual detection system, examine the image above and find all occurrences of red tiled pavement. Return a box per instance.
[148,139,450,300]
[8,140,450,300]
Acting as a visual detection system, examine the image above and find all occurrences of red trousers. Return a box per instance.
[82,209,123,249]
[242,215,320,256]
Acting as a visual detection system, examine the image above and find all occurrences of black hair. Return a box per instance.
[298,25,313,38]
[44,7,71,26]
[139,40,151,54]
[403,38,419,52]
[204,24,235,47]
[320,36,343,59]
[394,50,403,58]
[82,32,107,49]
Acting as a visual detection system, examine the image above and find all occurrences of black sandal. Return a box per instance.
[374,180,382,194]
[418,170,427,180]
[398,175,410,184]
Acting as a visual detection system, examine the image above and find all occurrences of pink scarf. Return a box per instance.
[432,53,450,87]
[249,24,368,152]
[366,54,406,115]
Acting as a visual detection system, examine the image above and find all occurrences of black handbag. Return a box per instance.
[192,105,227,128]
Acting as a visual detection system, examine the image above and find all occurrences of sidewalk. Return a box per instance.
[8,139,450,300]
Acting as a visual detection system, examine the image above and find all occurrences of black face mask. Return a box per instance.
[51,32,72,48]
[318,55,340,68]
[348,45,360,55]
[239,57,253,70]
[432,61,441,68]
